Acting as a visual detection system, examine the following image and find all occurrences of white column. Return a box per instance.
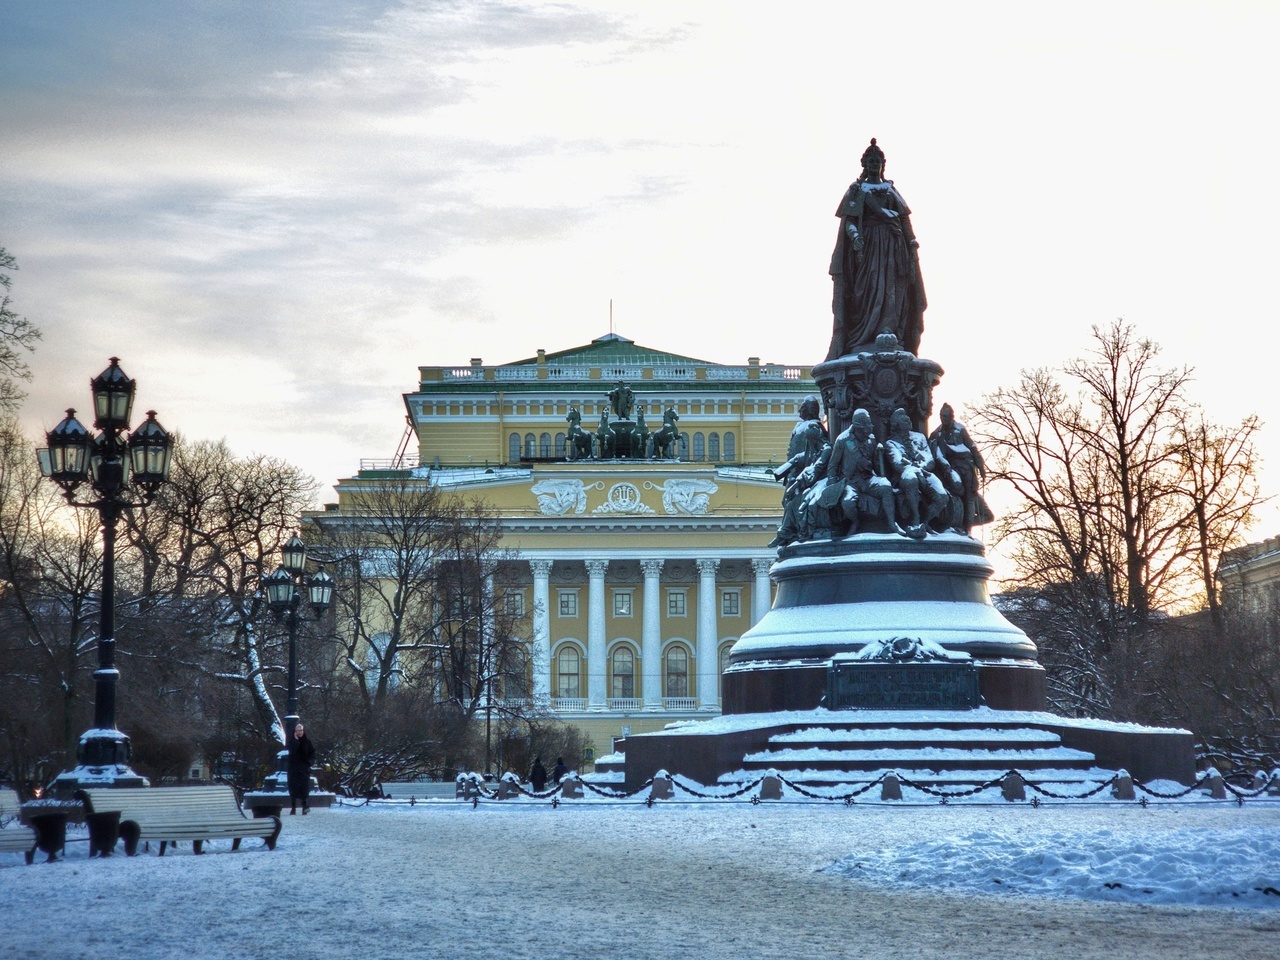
[751,557,773,625]
[585,559,609,711]
[530,559,554,705]
[696,558,720,710]
[640,558,664,710]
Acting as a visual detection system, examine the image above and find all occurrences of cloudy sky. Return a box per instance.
[4,1,1279,544]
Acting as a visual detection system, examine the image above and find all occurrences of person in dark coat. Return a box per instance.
[529,756,548,792]
[551,757,567,784]
[287,722,316,815]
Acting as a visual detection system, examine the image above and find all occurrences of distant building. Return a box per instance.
[314,333,814,764]
[1217,534,1280,618]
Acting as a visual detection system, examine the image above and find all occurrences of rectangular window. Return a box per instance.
[613,590,633,617]
[558,590,578,618]
[667,589,687,617]
[504,591,525,617]
[721,590,741,617]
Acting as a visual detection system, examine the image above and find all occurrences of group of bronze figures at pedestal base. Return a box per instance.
[564,380,682,461]
[771,396,991,547]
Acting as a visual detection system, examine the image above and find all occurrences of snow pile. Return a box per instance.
[828,825,1280,908]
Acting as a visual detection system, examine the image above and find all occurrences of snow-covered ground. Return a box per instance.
[2,798,1278,959]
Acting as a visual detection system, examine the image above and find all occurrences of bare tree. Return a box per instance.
[122,438,318,753]
[1170,410,1267,627]
[0,416,105,777]
[0,248,41,413]
[307,475,534,785]
[976,321,1266,721]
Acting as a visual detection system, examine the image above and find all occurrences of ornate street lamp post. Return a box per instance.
[248,533,334,812]
[36,358,173,796]
[262,535,334,743]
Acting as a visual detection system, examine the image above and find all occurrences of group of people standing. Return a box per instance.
[528,756,568,792]
[773,398,989,547]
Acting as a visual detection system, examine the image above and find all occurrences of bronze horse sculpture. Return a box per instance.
[565,408,594,460]
[651,407,681,459]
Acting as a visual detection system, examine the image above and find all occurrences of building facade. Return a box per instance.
[1217,534,1280,618]
[316,333,813,763]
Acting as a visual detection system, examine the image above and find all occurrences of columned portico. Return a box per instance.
[640,558,664,710]
[585,559,609,710]
[529,559,553,703]
[696,558,721,710]
[751,557,772,625]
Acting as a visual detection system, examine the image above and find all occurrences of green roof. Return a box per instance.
[507,333,714,367]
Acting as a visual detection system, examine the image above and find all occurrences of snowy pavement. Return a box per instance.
[2,799,1278,959]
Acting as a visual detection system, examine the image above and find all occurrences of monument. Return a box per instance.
[618,140,1195,791]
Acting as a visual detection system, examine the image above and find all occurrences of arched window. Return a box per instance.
[539,433,552,458]
[708,432,720,461]
[610,646,635,698]
[664,645,689,698]
[718,642,733,697]
[509,433,521,463]
[723,431,736,461]
[692,432,705,461]
[556,646,581,698]
[524,433,537,458]
[678,433,690,460]
[555,433,566,458]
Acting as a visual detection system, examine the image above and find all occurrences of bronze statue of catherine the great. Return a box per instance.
[826,138,927,360]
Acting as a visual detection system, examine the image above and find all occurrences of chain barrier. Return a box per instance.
[775,771,888,802]
[579,778,652,800]
[894,772,1004,799]
[511,782,565,800]
[1023,775,1119,801]
[1132,773,1212,800]
[1222,772,1278,800]
[358,768,1280,807]
[670,776,765,800]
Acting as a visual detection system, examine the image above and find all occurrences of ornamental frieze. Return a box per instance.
[529,477,719,517]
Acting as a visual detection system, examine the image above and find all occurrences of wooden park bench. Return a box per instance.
[77,785,281,857]
[0,788,38,863]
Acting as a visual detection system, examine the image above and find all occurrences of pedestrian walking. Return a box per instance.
[287,722,316,815]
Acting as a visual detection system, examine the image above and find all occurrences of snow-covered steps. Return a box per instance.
[738,725,1102,779]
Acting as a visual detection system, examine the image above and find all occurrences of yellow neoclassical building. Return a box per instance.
[318,333,814,761]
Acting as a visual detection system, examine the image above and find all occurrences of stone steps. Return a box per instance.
[738,725,1104,782]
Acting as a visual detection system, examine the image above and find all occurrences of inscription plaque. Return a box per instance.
[827,660,981,710]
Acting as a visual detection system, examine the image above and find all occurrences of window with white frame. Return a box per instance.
[611,646,635,698]
[556,646,581,698]
[721,588,741,617]
[664,644,689,697]
[557,590,579,617]
[667,588,687,617]
[613,590,633,617]
[504,591,525,617]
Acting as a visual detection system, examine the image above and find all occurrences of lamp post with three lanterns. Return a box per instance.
[262,534,334,744]
[36,358,173,795]
[246,534,334,811]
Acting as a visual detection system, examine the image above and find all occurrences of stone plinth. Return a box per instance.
[724,533,1047,714]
